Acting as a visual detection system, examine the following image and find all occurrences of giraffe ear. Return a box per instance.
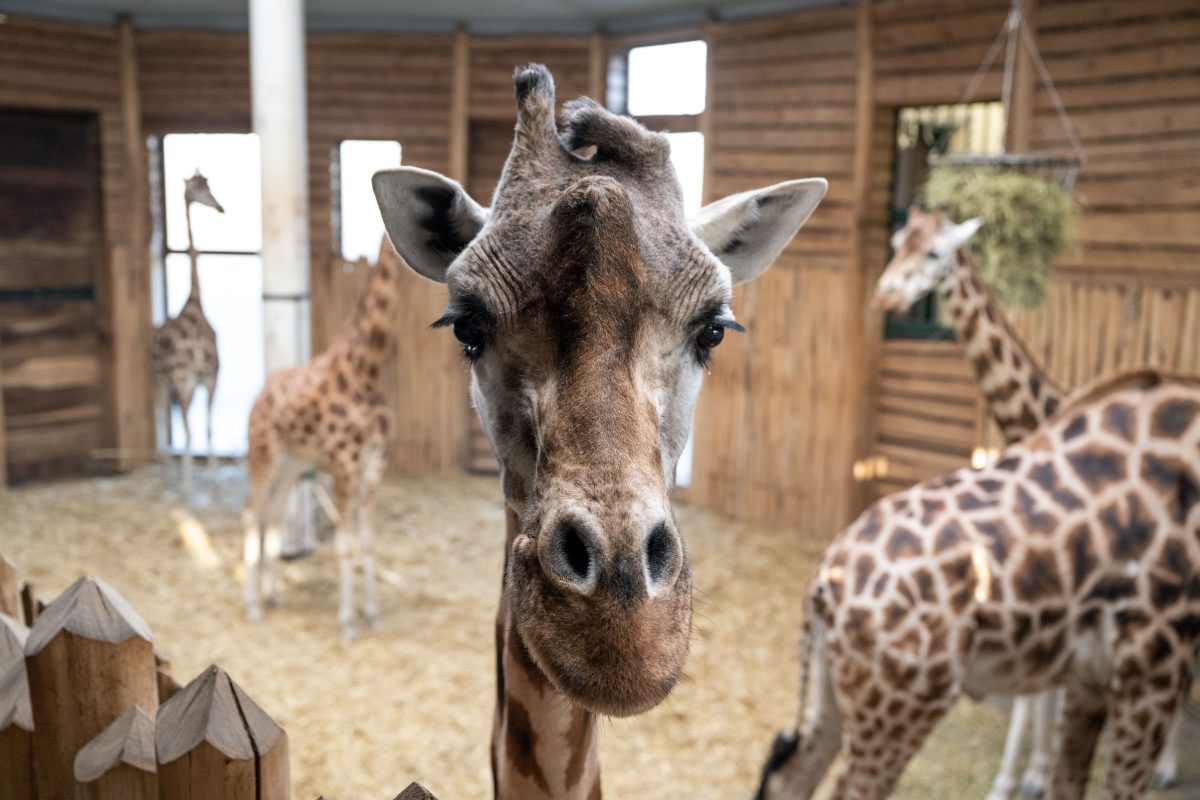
[372,167,489,283]
[945,217,983,250]
[690,178,827,284]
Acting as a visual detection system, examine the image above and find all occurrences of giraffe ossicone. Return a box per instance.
[375,64,826,797]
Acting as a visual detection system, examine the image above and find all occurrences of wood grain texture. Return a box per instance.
[74,705,157,800]
[25,576,156,800]
[157,664,289,800]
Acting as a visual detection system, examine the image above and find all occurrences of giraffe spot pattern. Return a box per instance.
[1013,547,1063,602]
[1151,398,1199,437]
[503,698,551,794]
[1099,492,1156,561]
[1139,454,1200,525]
[1067,445,1127,492]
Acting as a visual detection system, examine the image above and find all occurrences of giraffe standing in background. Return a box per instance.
[875,205,1183,797]
[374,64,827,798]
[242,245,398,640]
[151,170,224,493]
[757,371,1200,800]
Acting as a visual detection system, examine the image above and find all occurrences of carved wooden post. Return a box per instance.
[157,665,289,800]
[0,554,19,620]
[0,613,34,800]
[25,576,157,800]
[396,784,439,800]
[73,706,157,800]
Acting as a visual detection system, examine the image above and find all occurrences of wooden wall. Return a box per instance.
[0,16,154,482]
[688,6,861,534]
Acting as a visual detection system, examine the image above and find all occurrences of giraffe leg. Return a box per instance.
[1100,656,1188,800]
[830,681,957,800]
[1151,708,1183,789]
[1018,689,1060,798]
[1049,682,1107,800]
[357,447,385,630]
[987,694,1033,800]
[204,375,218,474]
[242,447,277,621]
[178,392,194,495]
[332,465,359,640]
[261,459,304,609]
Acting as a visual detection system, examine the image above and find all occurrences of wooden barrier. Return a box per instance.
[25,575,157,800]
[0,613,34,800]
[73,706,157,800]
[0,555,18,620]
[157,664,289,800]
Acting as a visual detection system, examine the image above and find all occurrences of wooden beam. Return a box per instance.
[1006,0,1037,153]
[846,0,879,522]
[700,17,719,205]
[588,31,606,103]
[114,16,154,471]
[635,113,701,133]
[448,26,469,184]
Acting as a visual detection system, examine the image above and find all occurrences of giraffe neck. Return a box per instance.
[938,253,1065,443]
[493,508,601,800]
[339,257,399,397]
[185,201,201,306]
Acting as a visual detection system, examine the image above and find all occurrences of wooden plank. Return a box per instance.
[448,27,469,183]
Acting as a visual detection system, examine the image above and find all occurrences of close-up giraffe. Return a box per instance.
[756,370,1200,800]
[150,169,224,494]
[875,204,1185,798]
[374,64,827,799]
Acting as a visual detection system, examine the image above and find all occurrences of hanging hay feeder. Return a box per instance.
[924,0,1085,307]
[925,166,1072,308]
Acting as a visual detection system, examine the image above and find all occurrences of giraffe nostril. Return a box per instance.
[643,522,679,590]
[550,520,595,589]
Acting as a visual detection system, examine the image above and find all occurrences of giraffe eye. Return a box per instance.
[927,249,944,260]
[452,318,486,361]
[697,322,725,350]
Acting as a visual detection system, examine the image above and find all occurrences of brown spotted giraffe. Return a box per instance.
[757,370,1200,800]
[151,170,224,492]
[241,249,396,639]
[374,64,827,799]
[875,205,1184,798]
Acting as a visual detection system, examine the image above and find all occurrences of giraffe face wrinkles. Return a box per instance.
[374,65,826,716]
[874,205,981,314]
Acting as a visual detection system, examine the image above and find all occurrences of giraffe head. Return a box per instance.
[184,169,225,214]
[873,204,982,313]
[375,65,826,716]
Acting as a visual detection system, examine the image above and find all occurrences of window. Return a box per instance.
[336,140,401,261]
[884,102,1004,340]
[156,133,265,455]
[622,40,710,487]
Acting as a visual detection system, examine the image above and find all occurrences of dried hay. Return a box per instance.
[1,466,1195,798]
[925,166,1074,309]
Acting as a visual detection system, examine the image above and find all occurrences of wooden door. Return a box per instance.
[0,109,106,484]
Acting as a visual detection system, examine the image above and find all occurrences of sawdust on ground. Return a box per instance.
[2,465,1195,799]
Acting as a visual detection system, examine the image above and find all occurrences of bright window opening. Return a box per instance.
[627,41,707,117]
[159,133,265,455]
[338,140,401,262]
[666,131,705,216]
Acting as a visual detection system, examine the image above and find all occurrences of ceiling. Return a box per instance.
[0,0,845,34]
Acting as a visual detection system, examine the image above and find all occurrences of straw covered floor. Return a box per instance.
[2,465,1196,799]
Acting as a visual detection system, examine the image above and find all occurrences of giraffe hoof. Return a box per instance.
[1018,782,1046,799]
[1152,771,1177,790]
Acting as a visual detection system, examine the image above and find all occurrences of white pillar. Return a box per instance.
[251,0,310,374]
[251,0,315,556]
